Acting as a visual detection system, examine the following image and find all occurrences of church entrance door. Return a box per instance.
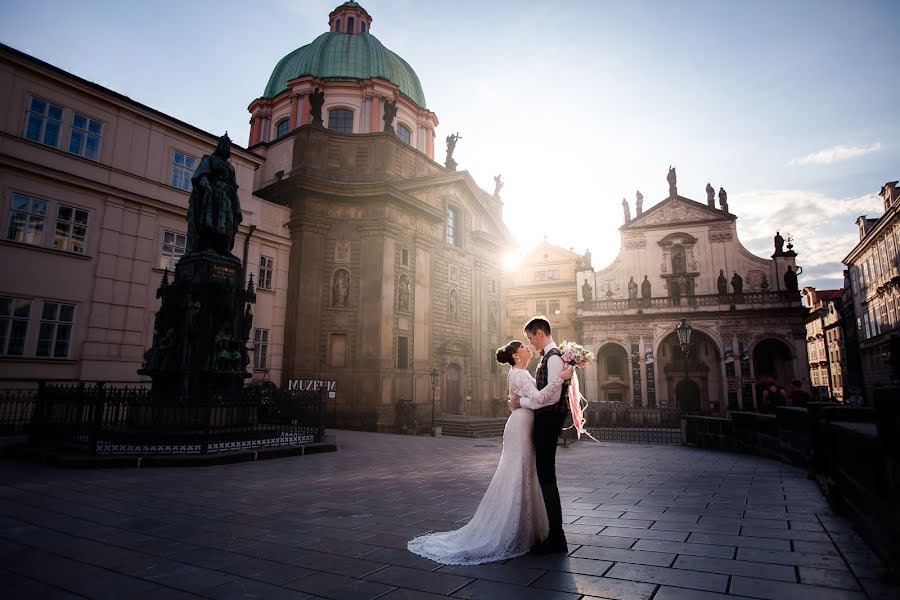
[445,364,461,414]
[676,379,701,414]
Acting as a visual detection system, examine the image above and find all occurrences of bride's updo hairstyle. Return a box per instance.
[495,340,523,366]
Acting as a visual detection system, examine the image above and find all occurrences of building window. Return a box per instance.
[535,271,546,281]
[335,19,341,32]
[490,278,497,294]
[275,119,290,138]
[6,193,48,246]
[547,269,560,280]
[348,17,355,32]
[52,204,89,254]
[447,207,460,246]
[535,300,547,315]
[68,113,102,160]
[549,299,561,315]
[258,255,274,290]
[396,123,411,144]
[36,301,74,358]
[0,297,31,356]
[401,248,409,266]
[24,97,63,147]
[330,333,347,367]
[171,151,196,192]
[328,108,353,133]
[397,336,409,369]
[607,355,623,377]
[360,21,366,32]
[253,329,269,369]
[160,230,186,270]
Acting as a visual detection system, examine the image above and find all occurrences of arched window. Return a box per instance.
[396,123,411,144]
[360,21,366,32]
[348,17,355,32]
[335,19,341,32]
[275,119,289,138]
[328,108,353,133]
[398,274,410,311]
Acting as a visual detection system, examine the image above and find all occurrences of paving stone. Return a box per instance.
[454,578,580,599]
[366,565,471,595]
[730,576,868,600]
[438,563,546,585]
[797,566,860,590]
[632,539,735,559]
[564,532,636,548]
[672,555,795,581]
[379,588,451,600]
[652,586,758,600]
[791,540,840,555]
[650,521,741,535]
[531,570,656,600]
[686,532,790,551]
[286,571,396,600]
[604,562,728,592]
[735,547,848,570]
[362,547,443,571]
[571,544,676,567]
[738,526,830,542]
[205,577,315,599]
[301,553,388,578]
[505,555,613,577]
[574,516,654,528]
[600,526,687,542]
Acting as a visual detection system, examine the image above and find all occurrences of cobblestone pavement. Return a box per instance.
[1,431,897,599]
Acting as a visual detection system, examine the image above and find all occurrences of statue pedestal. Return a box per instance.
[445,157,457,171]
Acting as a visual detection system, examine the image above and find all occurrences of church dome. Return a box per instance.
[262,3,427,108]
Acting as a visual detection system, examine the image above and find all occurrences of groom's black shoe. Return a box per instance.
[531,536,568,555]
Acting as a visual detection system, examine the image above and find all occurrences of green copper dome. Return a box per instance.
[263,32,427,108]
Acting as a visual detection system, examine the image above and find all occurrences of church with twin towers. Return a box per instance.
[0,1,807,427]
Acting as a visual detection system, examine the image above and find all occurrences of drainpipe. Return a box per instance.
[242,224,257,282]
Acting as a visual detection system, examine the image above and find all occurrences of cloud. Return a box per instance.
[788,143,882,166]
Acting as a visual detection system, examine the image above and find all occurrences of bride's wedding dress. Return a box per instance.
[407,368,566,565]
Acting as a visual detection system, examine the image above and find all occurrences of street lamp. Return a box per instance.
[430,368,438,437]
[675,317,693,413]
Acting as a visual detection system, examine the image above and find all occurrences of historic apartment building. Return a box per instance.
[575,178,810,415]
[0,3,510,429]
[843,180,900,404]
[802,287,847,402]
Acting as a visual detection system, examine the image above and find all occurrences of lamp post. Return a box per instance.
[675,317,693,414]
[430,368,438,437]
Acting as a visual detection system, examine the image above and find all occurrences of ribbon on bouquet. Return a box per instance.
[563,369,600,442]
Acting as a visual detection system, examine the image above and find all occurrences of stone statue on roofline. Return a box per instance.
[706,183,715,207]
[718,187,729,213]
[717,269,728,295]
[383,99,397,132]
[445,132,461,170]
[582,279,593,302]
[635,190,643,216]
[186,133,242,256]
[622,197,631,222]
[774,231,785,255]
[784,265,799,293]
[309,87,325,126]
[667,165,677,197]
[493,174,503,198]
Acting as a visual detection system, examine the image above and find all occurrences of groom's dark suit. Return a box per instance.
[532,346,569,544]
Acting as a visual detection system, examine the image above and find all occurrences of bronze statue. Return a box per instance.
[582,278,593,302]
[717,269,728,295]
[718,187,729,212]
[635,190,643,216]
[493,174,503,197]
[641,275,652,300]
[628,276,638,299]
[706,183,715,207]
[784,265,798,292]
[731,271,743,294]
[186,133,242,256]
[774,231,785,255]
[383,99,397,132]
[309,87,325,126]
[667,165,677,197]
[622,197,631,222]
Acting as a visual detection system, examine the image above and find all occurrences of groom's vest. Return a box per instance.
[534,347,569,415]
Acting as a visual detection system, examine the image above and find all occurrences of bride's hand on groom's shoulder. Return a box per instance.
[508,393,521,411]
[560,366,575,381]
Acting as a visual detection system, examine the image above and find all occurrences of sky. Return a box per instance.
[4,0,899,290]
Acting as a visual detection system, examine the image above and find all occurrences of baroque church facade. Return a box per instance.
[575,174,810,415]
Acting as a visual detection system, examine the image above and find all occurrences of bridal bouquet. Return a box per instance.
[558,340,597,441]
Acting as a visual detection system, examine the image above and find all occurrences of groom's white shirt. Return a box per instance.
[519,340,564,410]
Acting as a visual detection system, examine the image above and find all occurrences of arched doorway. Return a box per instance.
[444,364,461,415]
[658,329,724,415]
[596,343,631,404]
[752,338,794,401]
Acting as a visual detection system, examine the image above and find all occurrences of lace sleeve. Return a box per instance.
[512,369,564,410]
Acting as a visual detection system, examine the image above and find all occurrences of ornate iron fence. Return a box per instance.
[2,381,326,455]
[585,402,683,445]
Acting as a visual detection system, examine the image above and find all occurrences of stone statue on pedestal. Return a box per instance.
[641,275,652,301]
[667,165,677,197]
[493,174,503,198]
[784,265,799,293]
[628,276,638,299]
[636,190,644,216]
[717,269,728,295]
[582,279,593,302]
[718,187,729,213]
[186,134,242,256]
[309,88,325,126]
[383,99,397,132]
[731,272,743,294]
[445,132,461,170]
[774,231,785,255]
[706,183,715,207]
[622,197,631,222]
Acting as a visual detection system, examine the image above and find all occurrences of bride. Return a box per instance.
[407,340,574,565]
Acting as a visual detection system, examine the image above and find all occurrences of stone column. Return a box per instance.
[370,97,381,134]
[301,94,311,126]
[249,116,260,146]
[425,127,434,160]
[289,94,299,130]
[414,238,434,417]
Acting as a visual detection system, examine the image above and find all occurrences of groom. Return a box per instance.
[510,316,569,554]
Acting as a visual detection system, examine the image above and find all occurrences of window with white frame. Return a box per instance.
[275,119,290,138]
[24,97,63,148]
[170,150,196,192]
[547,269,560,280]
[535,300,547,315]
[396,123,411,144]
[0,297,31,356]
[534,271,546,281]
[159,230,186,270]
[549,299,561,315]
[53,204,89,254]
[6,193,48,246]
[447,206,460,246]
[68,113,102,160]
[258,255,274,290]
[253,328,269,369]
[36,301,74,358]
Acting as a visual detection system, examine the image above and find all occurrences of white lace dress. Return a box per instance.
[407,368,565,565]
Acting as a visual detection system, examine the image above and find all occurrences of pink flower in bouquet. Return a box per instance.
[558,341,595,368]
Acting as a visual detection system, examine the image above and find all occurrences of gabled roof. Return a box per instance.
[622,195,735,230]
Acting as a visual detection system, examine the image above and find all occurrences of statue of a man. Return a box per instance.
[309,88,325,126]
[718,187,729,213]
[333,270,350,307]
[446,132,460,160]
[622,197,631,222]
[667,165,677,197]
[706,183,715,207]
[383,99,397,132]
[717,269,728,295]
[774,231,785,255]
[641,275,652,300]
[187,133,242,255]
[493,174,503,197]
[635,190,644,215]
[582,278,593,302]
[583,249,592,268]
[784,265,799,292]
[731,271,743,294]
[628,276,638,299]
